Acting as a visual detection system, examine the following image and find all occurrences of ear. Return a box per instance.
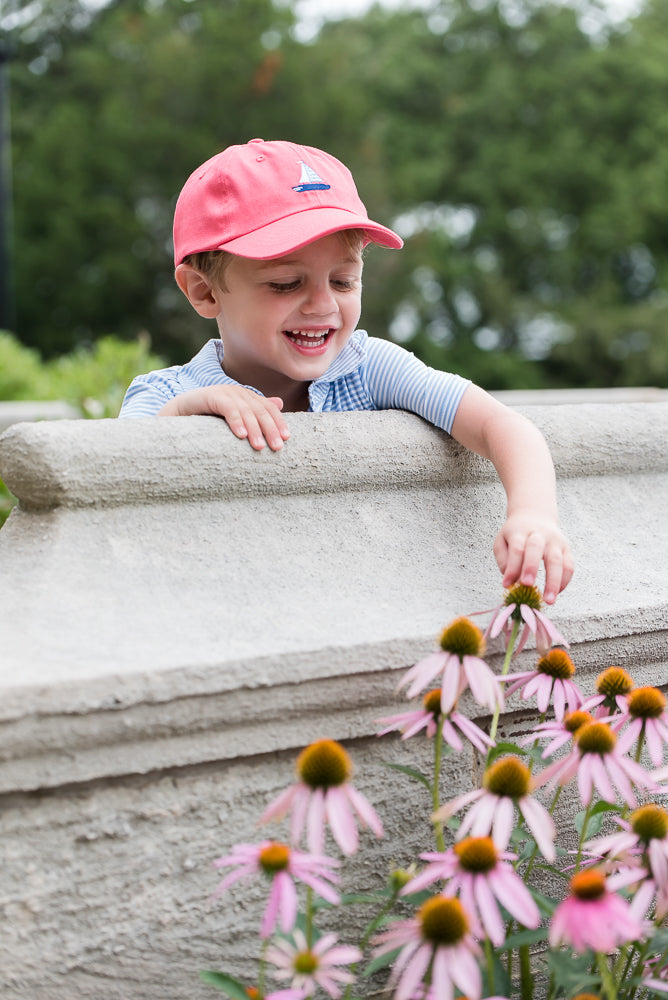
[174,264,221,318]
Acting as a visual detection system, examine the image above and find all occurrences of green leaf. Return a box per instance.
[362,945,401,977]
[528,888,559,916]
[496,926,550,951]
[383,761,432,790]
[199,972,250,999]
[483,949,512,998]
[547,949,600,995]
[574,800,622,837]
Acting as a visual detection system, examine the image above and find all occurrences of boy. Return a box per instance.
[120,139,573,604]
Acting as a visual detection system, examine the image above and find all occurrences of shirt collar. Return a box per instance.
[311,329,368,385]
[207,329,368,393]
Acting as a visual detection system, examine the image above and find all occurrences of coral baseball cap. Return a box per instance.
[172,138,403,265]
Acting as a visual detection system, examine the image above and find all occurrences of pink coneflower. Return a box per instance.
[585,804,668,918]
[397,617,504,715]
[504,648,583,720]
[487,583,568,655]
[521,709,594,758]
[377,688,495,754]
[259,739,383,856]
[211,840,340,938]
[266,929,360,1000]
[615,686,668,766]
[534,719,660,808]
[433,755,556,862]
[401,835,540,946]
[581,665,635,718]
[372,895,482,1000]
[549,868,644,953]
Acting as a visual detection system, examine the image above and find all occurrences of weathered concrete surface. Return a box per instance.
[0,405,666,998]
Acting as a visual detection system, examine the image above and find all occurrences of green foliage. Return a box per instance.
[0,330,165,527]
[198,971,249,999]
[0,478,16,529]
[5,0,668,388]
[0,329,165,417]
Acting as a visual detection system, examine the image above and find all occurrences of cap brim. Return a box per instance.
[217,208,403,259]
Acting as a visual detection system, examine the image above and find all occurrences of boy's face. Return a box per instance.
[213,233,363,397]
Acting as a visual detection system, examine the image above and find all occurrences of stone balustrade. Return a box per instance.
[0,403,666,998]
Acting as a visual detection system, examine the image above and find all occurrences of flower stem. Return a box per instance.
[305,885,314,948]
[520,942,533,1000]
[433,715,446,852]
[258,938,269,996]
[576,802,593,868]
[521,785,561,881]
[343,891,399,1000]
[485,936,496,992]
[597,952,618,1000]
[488,619,521,749]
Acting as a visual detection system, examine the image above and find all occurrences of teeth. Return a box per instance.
[285,330,328,348]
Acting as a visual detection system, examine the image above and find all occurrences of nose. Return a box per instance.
[301,280,339,316]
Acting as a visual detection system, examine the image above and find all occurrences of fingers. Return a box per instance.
[495,519,574,603]
[205,387,290,451]
[226,399,290,451]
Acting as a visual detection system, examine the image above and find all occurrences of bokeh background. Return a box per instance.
[1,0,667,415]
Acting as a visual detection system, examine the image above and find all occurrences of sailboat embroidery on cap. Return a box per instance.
[292,161,331,192]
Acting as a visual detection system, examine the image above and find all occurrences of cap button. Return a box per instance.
[249,138,264,144]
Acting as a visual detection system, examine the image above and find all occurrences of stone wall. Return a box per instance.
[0,405,666,998]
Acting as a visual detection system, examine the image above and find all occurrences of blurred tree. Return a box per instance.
[8,0,298,358]
[5,0,668,389]
[327,0,668,387]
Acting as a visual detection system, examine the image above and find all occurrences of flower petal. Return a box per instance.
[325,786,358,855]
[346,784,384,838]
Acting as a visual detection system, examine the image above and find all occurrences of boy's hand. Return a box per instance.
[158,386,290,451]
[494,511,574,605]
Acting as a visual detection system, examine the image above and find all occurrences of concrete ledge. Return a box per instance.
[0,403,666,778]
[0,404,666,997]
[0,404,664,510]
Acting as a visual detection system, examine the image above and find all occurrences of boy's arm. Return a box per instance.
[450,384,573,604]
[158,385,290,452]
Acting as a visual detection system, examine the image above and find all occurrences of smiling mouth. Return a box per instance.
[283,329,332,349]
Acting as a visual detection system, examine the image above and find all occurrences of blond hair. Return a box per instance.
[182,228,367,291]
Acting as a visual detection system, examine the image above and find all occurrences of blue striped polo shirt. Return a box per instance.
[119,330,470,433]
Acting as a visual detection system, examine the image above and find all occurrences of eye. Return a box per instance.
[268,279,301,293]
[331,277,360,291]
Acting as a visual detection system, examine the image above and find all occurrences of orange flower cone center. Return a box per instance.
[423,689,443,716]
[439,617,485,658]
[484,756,531,798]
[564,710,593,734]
[504,583,542,610]
[297,739,352,789]
[454,836,498,872]
[575,721,616,755]
[570,869,606,901]
[294,950,318,974]
[537,649,575,679]
[596,666,634,697]
[628,686,666,720]
[419,895,469,945]
[258,842,291,873]
[631,803,668,842]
